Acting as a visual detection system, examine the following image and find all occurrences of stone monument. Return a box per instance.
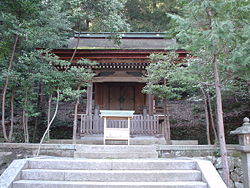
[231,117,250,188]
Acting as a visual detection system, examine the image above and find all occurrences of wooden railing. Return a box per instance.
[78,114,161,136]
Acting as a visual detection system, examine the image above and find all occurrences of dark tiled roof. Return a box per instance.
[74,32,166,39]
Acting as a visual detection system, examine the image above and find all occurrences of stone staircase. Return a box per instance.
[12,158,207,188]
[74,145,158,159]
[1,145,227,188]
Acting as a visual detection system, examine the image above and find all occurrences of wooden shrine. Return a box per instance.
[50,32,188,137]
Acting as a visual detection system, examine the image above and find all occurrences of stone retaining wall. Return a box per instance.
[0,143,75,175]
[157,145,243,188]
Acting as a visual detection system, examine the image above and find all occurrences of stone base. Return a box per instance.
[170,140,198,145]
[47,137,198,145]
[47,135,167,145]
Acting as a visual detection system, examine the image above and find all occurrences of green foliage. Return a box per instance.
[60,0,130,33]
[171,125,207,145]
[50,121,73,139]
[125,0,181,32]
[0,41,11,60]
[0,0,91,141]
[169,52,219,101]
[24,1,71,49]
[92,0,130,33]
[166,0,250,102]
[166,0,250,152]
[144,52,185,100]
[62,66,95,101]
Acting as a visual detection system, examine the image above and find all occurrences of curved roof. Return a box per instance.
[75,32,166,39]
[69,32,176,49]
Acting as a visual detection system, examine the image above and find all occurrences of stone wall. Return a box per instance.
[199,155,243,188]
[0,143,75,175]
[157,145,243,188]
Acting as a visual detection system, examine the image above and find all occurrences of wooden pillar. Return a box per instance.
[127,117,131,145]
[146,94,154,115]
[86,82,93,115]
[94,105,99,116]
[142,106,147,116]
[103,117,107,145]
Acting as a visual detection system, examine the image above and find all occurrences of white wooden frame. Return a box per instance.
[101,110,134,145]
[103,117,131,145]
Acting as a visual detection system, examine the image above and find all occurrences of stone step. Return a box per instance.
[74,145,158,159]
[46,136,166,145]
[13,180,208,188]
[21,169,201,182]
[75,145,157,152]
[74,151,158,159]
[28,159,196,170]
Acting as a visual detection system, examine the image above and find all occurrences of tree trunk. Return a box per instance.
[22,110,26,141]
[73,85,81,144]
[163,98,170,144]
[207,91,219,143]
[22,110,29,143]
[207,8,230,186]
[2,81,9,141]
[36,90,60,156]
[201,87,211,145]
[32,118,38,143]
[33,83,45,142]
[163,99,167,142]
[1,35,19,141]
[212,52,230,186]
[25,115,29,143]
[8,89,15,140]
[22,97,29,143]
[47,94,52,140]
[166,101,171,141]
[86,20,90,30]
[69,22,81,63]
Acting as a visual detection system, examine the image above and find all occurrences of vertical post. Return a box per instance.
[146,94,154,115]
[231,117,250,188]
[80,114,83,135]
[103,117,107,145]
[93,106,99,134]
[86,82,93,133]
[142,106,147,116]
[128,117,130,145]
[94,105,99,116]
[86,82,93,115]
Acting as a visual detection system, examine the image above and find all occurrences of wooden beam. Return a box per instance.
[48,49,189,54]
[58,57,150,60]
[48,49,189,60]
[92,77,146,83]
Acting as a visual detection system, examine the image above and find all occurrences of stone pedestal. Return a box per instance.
[231,117,250,188]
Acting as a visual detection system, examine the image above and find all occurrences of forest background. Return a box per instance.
[0,0,249,146]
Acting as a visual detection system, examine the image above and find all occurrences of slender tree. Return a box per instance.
[143,52,184,144]
[64,62,95,144]
[172,54,219,144]
[168,0,249,185]
[0,0,71,141]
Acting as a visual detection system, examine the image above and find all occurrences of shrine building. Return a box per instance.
[51,32,188,142]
